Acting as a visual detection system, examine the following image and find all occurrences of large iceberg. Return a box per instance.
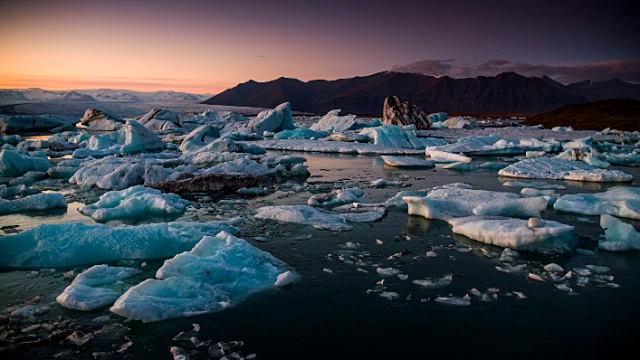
[247,102,295,134]
[448,216,575,254]
[73,120,166,158]
[110,231,294,322]
[309,109,359,133]
[56,265,141,310]
[498,157,633,182]
[77,109,125,131]
[599,214,640,251]
[403,187,548,221]
[78,186,190,222]
[426,134,557,156]
[136,109,183,131]
[178,124,221,153]
[554,186,640,219]
[0,192,67,215]
[359,125,444,149]
[0,220,239,268]
[0,149,52,176]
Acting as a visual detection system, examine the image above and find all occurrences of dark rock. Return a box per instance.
[382,96,431,129]
[149,173,274,194]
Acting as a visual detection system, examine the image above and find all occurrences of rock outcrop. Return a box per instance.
[382,96,431,130]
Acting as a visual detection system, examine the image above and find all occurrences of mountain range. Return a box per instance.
[202,71,640,115]
[0,88,211,103]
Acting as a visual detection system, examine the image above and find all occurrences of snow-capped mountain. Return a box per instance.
[0,88,210,103]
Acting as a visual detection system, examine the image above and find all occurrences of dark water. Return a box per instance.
[1,152,639,359]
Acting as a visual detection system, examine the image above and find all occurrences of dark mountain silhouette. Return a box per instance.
[202,71,640,115]
[521,99,640,131]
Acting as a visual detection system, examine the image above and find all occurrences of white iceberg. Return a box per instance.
[247,102,295,134]
[380,156,434,168]
[78,186,190,222]
[77,109,125,131]
[56,265,141,310]
[0,149,52,177]
[599,214,640,251]
[309,109,358,133]
[403,187,547,221]
[448,216,575,253]
[554,187,640,219]
[0,192,67,215]
[425,150,472,163]
[178,124,221,153]
[136,109,183,131]
[307,187,364,207]
[359,125,444,149]
[110,231,293,322]
[498,157,633,183]
[254,204,384,231]
[73,120,166,158]
[0,220,239,268]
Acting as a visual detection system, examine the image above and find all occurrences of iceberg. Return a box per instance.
[273,128,328,140]
[403,187,547,221]
[0,192,67,215]
[426,134,556,156]
[239,139,425,155]
[73,120,166,158]
[111,231,293,322]
[599,214,640,251]
[380,155,435,168]
[0,149,52,177]
[56,265,141,310]
[498,157,633,182]
[78,186,190,222]
[178,124,221,153]
[448,216,575,253]
[359,125,444,149]
[136,109,183,131]
[77,109,124,131]
[0,220,239,268]
[307,188,364,207]
[0,114,77,133]
[247,102,295,134]
[425,150,472,163]
[255,204,384,231]
[554,186,640,219]
[309,109,358,133]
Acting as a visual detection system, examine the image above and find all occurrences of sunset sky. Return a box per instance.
[1,0,638,94]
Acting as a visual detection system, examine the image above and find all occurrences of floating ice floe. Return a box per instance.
[254,204,385,231]
[554,186,640,219]
[178,124,221,153]
[56,265,141,310]
[403,187,548,221]
[598,214,640,251]
[412,275,452,288]
[309,109,359,133]
[478,162,509,170]
[0,149,52,177]
[69,157,170,190]
[0,192,67,215]
[0,184,38,199]
[110,231,294,322]
[273,128,328,140]
[501,181,566,190]
[136,109,183,131]
[307,187,364,207]
[78,186,190,222]
[448,216,575,254]
[359,125,444,149]
[498,157,633,182]
[443,162,477,171]
[77,109,125,131]
[246,102,295,134]
[0,220,240,268]
[73,120,166,158]
[240,139,424,155]
[431,116,472,129]
[425,150,472,163]
[380,155,434,168]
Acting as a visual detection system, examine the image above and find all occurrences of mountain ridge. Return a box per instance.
[203,71,640,115]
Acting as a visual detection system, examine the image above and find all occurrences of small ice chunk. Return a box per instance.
[434,295,471,306]
[543,263,564,272]
[527,273,545,282]
[379,291,400,300]
[412,275,452,288]
[376,267,400,276]
[274,271,298,287]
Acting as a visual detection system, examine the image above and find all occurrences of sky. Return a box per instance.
[0,0,638,94]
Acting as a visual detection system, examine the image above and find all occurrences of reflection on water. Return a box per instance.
[402,215,432,235]
[0,202,92,235]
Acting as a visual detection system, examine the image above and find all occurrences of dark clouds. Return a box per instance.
[392,59,640,84]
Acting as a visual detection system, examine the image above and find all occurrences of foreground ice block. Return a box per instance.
[498,158,633,183]
[0,149,52,177]
[554,186,640,219]
[78,186,190,222]
[448,216,575,254]
[0,220,239,268]
[111,231,294,322]
[56,265,141,310]
[599,214,640,251]
[380,155,435,168]
[254,204,385,231]
[403,187,547,221]
[0,192,67,215]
